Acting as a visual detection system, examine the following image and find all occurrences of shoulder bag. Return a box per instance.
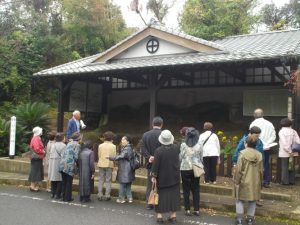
[192,132,213,178]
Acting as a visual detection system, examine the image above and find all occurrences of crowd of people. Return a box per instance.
[27,108,300,225]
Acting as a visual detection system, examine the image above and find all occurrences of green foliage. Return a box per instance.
[0,118,29,156]
[0,119,10,156]
[217,130,239,160]
[146,0,173,23]
[180,0,258,40]
[259,1,300,31]
[61,0,130,56]
[13,102,51,142]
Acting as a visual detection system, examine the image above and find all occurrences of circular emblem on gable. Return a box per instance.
[146,38,159,54]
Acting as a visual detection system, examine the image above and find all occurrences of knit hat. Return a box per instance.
[32,126,43,136]
[185,127,199,147]
[158,130,174,145]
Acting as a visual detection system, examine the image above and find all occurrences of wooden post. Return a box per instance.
[226,154,232,177]
[219,153,224,176]
[148,74,158,128]
[57,79,64,132]
[276,157,281,183]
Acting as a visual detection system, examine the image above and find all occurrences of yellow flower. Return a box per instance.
[222,136,227,142]
[217,131,223,136]
[232,136,239,142]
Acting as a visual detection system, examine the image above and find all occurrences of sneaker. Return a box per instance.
[185,210,192,216]
[97,195,103,201]
[235,218,243,225]
[116,198,126,204]
[204,181,209,184]
[246,217,254,225]
[212,181,217,185]
[193,211,200,216]
[128,198,133,203]
[105,196,111,201]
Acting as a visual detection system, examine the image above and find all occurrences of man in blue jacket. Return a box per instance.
[233,126,264,165]
[66,110,81,140]
[233,126,264,207]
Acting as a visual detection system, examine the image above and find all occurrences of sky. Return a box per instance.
[113,0,291,29]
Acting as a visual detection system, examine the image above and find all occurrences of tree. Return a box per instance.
[259,1,300,31]
[179,0,258,40]
[146,0,175,24]
[61,0,131,56]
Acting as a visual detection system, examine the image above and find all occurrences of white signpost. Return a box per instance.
[9,116,16,159]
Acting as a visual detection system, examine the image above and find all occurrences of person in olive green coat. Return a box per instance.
[234,135,263,225]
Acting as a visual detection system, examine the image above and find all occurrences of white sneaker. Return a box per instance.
[128,198,133,203]
[116,198,126,203]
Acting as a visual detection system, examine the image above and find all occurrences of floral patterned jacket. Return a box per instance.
[59,140,81,176]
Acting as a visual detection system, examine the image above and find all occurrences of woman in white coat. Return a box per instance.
[198,122,220,184]
[48,133,66,199]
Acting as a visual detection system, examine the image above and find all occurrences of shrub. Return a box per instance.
[13,102,51,142]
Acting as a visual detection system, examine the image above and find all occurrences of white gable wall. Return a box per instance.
[114,37,196,59]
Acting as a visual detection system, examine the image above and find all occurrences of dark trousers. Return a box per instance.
[51,181,62,198]
[146,169,152,203]
[203,156,218,182]
[181,170,200,211]
[61,172,73,201]
[263,151,270,185]
[281,157,295,185]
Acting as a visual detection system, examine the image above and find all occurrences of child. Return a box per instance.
[108,135,135,203]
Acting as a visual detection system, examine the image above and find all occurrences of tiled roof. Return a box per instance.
[34,27,300,77]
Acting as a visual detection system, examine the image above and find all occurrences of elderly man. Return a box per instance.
[66,110,81,140]
[141,116,163,210]
[249,108,276,188]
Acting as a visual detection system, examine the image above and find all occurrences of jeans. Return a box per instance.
[98,168,113,197]
[236,200,256,217]
[119,183,132,200]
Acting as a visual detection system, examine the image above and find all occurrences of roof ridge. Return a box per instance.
[219,29,300,40]
[150,24,226,50]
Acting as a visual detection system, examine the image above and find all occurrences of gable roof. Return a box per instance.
[94,25,225,62]
[34,27,300,77]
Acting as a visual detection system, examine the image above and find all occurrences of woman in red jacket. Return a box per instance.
[28,126,45,192]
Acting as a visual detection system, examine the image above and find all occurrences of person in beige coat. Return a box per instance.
[97,131,116,201]
[234,135,263,225]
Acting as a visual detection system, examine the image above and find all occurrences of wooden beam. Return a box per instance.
[267,66,288,82]
[57,79,64,132]
[149,74,158,128]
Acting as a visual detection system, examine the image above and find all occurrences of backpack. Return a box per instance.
[130,150,141,170]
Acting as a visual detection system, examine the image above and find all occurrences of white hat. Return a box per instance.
[32,126,43,136]
[158,130,174,145]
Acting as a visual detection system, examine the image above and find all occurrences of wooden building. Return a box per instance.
[34,25,300,131]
